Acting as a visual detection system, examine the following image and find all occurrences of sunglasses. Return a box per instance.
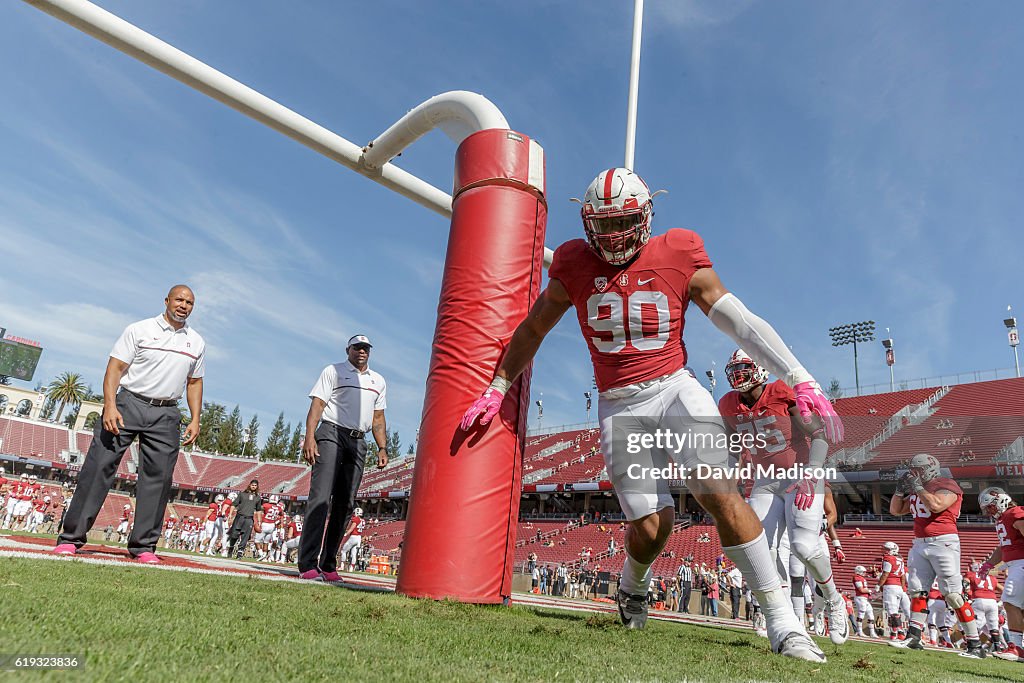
[352,344,371,352]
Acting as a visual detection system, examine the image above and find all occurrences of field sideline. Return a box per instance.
[0,556,1018,683]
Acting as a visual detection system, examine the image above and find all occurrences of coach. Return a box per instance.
[54,285,204,563]
[298,335,388,581]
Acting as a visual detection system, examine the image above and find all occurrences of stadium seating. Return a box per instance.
[0,417,73,461]
[867,378,1024,469]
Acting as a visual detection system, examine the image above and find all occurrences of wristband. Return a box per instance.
[489,376,512,394]
[833,539,842,548]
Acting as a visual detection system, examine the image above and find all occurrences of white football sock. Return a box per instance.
[619,552,653,596]
[724,531,804,646]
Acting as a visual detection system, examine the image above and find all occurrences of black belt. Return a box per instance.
[123,389,178,407]
[327,422,363,439]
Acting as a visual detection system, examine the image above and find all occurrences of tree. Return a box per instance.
[262,413,288,461]
[197,402,226,451]
[38,396,57,421]
[244,414,261,458]
[826,378,844,401]
[62,406,80,429]
[387,430,402,460]
[216,405,244,455]
[287,424,303,462]
[46,371,87,423]
[407,444,414,455]
[83,411,100,430]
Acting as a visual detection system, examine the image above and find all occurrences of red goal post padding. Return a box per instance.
[396,129,546,603]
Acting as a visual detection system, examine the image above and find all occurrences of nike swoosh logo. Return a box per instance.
[639,278,654,285]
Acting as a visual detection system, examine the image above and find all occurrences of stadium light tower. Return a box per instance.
[584,391,592,423]
[1005,306,1020,378]
[535,397,543,431]
[706,361,717,399]
[881,328,895,392]
[829,320,875,396]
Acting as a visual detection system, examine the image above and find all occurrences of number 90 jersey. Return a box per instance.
[718,380,808,470]
[548,229,712,392]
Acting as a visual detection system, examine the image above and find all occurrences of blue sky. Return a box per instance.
[1,1,1022,447]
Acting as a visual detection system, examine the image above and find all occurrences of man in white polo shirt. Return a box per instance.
[54,285,204,564]
[297,335,389,582]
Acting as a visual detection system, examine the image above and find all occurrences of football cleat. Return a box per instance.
[994,644,1024,662]
[826,600,849,645]
[775,632,827,663]
[616,589,648,630]
[890,635,924,650]
[959,643,987,659]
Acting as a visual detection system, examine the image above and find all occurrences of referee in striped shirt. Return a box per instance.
[677,561,694,613]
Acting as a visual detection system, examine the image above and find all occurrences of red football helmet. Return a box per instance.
[725,349,769,393]
[579,168,654,264]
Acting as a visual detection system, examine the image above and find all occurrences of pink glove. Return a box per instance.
[459,386,506,430]
[979,562,994,577]
[786,477,817,511]
[834,546,846,564]
[794,381,844,443]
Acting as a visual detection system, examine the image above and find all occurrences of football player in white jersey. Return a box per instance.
[876,542,911,641]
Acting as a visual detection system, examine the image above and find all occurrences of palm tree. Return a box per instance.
[46,371,87,423]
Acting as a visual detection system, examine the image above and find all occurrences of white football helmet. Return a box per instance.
[725,349,769,393]
[979,486,1014,518]
[353,507,364,517]
[293,514,302,523]
[908,453,941,482]
[0,467,5,475]
[579,168,654,265]
[215,494,225,503]
[20,473,29,480]
[854,565,866,576]
[269,495,280,504]
[44,496,51,502]
[228,491,238,502]
[124,504,131,510]
[883,541,899,556]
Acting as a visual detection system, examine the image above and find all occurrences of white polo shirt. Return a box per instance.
[309,361,386,433]
[110,315,206,401]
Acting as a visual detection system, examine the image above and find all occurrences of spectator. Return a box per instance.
[708,571,720,617]
[55,285,204,563]
[727,565,743,619]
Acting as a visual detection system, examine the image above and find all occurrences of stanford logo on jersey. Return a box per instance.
[594,276,607,292]
[618,273,629,287]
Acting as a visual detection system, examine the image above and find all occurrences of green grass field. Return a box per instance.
[0,557,1019,682]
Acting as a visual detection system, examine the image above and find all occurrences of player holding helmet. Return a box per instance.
[977,486,1024,661]
[876,541,911,641]
[461,168,843,662]
[890,453,984,657]
[720,349,848,645]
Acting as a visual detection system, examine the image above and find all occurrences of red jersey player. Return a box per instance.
[965,562,1003,649]
[890,453,984,657]
[876,541,910,641]
[852,565,878,638]
[978,486,1024,661]
[460,167,843,663]
[719,352,848,645]
[341,507,365,572]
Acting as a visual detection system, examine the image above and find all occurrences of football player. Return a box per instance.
[198,497,220,554]
[876,541,911,641]
[889,453,984,657]
[460,168,843,662]
[283,514,303,564]
[256,495,284,561]
[977,486,1024,662]
[852,565,879,638]
[117,503,133,544]
[720,351,848,645]
[966,561,1003,651]
[341,507,366,573]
